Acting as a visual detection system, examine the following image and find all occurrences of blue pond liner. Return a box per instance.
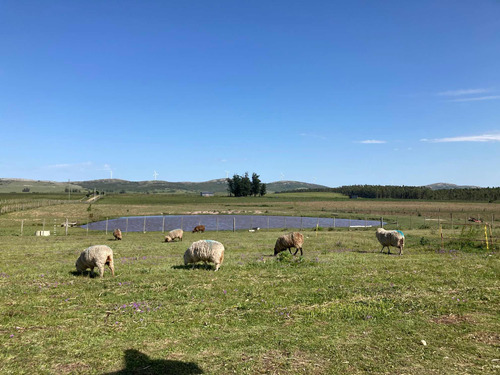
[81,215,383,232]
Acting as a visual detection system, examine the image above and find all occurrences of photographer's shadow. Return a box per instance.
[104,349,204,375]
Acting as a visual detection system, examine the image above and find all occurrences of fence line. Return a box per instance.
[0,199,82,215]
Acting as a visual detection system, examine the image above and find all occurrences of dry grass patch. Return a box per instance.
[431,314,475,325]
[256,349,329,375]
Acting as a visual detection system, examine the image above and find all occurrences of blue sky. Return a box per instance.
[1,1,499,187]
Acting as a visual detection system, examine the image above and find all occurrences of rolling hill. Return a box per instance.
[0,178,329,194]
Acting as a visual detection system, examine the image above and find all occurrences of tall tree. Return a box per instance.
[259,183,267,197]
[251,173,261,196]
[241,172,252,197]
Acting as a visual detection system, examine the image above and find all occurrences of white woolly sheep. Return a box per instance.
[113,228,122,240]
[375,228,405,255]
[274,232,304,256]
[75,245,115,277]
[165,228,183,242]
[184,240,225,271]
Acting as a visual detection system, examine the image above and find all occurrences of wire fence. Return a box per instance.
[1,212,498,252]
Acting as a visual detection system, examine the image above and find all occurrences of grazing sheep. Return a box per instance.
[184,240,225,271]
[375,228,405,255]
[165,228,183,242]
[75,245,115,277]
[113,228,122,240]
[274,232,304,256]
[192,225,205,233]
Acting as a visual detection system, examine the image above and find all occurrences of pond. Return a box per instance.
[81,215,383,232]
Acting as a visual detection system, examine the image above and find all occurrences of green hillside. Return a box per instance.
[0,178,329,194]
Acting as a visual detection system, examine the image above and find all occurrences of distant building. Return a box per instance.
[200,191,214,197]
[349,194,358,199]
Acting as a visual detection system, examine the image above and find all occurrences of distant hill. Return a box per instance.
[75,179,329,194]
[0,178,83,193]
[425,183,480,190]
[0,178,329,194]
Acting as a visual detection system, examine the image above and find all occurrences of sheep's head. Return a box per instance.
[75,258,85,272]
[165,236,172,242]
[273,245,282,256]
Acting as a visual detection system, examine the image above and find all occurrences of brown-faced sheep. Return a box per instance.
[375,228,405,255]
[184,240,224,271]
[75,245,115,277]
[192,225,205,233]
[113,228,122,240]
[165,228,183,242]
[274,232,304,256]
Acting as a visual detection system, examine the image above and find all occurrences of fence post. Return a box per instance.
[233,217,235,232]
[126,217,129,233]
[162,214,165,233]
[300,216,303,230]
[106,218,108,235]
[333,217,336,228]
[143,217,146,233]
[216,216,219,232]
[380,217,383,228]
[267,216,270,230]
[65,218,68,236]
[21,219,24,236]
[181,217,183,231]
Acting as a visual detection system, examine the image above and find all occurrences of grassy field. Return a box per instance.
[0,194,498,374]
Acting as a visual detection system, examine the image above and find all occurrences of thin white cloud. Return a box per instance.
[421,133,500,143]
[437,88,490,96]
[448,95,500,102]
[299,133,327,140]
[46,161,92,169]
[359,140,387,144]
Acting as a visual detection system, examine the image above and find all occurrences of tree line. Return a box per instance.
[227,172,267,197]
[284,185,500,202]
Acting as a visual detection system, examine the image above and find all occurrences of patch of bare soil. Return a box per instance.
[431,314,474,325]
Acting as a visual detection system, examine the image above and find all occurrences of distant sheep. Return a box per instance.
[274,232,304,256]
[75,245,115,277]
[375,228,405,255]
[192,225,205,233]
[184,240,225,271]
[165,229,183,242]
[113,228,122,240]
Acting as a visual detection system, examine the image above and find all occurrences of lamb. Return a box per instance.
[192,225,205,233]
[375,228,405,255]
[165,228,183,242]
[113,228,122,240]
[184,240,225,271]
[274,232,304,256]
[75,245,115,277]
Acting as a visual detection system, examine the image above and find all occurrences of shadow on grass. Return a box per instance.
[69,270,99,278]
[104,349,204,374]
[171,264,215,271]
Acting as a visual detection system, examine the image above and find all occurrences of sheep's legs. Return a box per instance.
[292,248,303,256]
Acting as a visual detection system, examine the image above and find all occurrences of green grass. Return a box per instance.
[0,227,498,374]
[0,195,499,373]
